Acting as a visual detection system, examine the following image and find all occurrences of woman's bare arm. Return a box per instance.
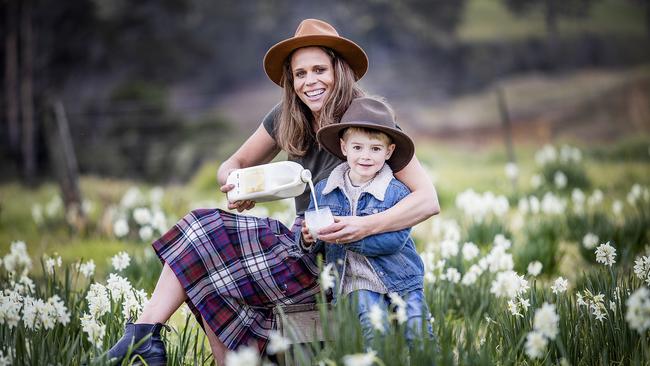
[317,155,439,243]
[217,124,280,211]
[375,155,440,231]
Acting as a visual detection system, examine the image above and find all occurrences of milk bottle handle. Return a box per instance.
[300,169,312,183]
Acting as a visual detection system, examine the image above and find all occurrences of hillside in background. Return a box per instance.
[209,0,650,149]
[213,66,650,149]
[408,66,650,144]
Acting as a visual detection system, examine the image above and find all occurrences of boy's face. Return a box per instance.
[340,131,395,184]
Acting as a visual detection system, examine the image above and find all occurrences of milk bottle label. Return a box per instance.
[240,168,265,194]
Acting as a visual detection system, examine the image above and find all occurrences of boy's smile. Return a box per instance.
[340,132,395,186]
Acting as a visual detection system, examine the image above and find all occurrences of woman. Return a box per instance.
[107,18,440,366]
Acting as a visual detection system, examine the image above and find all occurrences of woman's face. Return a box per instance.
[291,47,334,117]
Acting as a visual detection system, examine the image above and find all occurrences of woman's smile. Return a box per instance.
[305,88,325,99]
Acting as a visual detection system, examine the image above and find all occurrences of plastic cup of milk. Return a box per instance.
[304,206,334,240]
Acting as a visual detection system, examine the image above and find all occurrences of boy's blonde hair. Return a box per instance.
[341,126,393,147]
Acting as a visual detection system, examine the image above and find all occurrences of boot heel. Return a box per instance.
[106,322,169,365]
[133,357,166,366]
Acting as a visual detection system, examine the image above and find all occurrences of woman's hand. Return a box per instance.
[216,124,280,213]
[317,216,373,244]
[220,182,257,212]
[301,220,316,244]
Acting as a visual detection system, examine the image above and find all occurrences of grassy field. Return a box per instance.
[458,0,647,42]
[0,135,649,365]
[1,136,648,278]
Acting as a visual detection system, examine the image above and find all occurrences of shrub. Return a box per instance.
[464,219,511,248]
[530,144,591,194]
[515,218,563,275]
[566,212,616,264]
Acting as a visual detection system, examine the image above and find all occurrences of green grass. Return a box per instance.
[2,137,648,275]
[459,0,547,41]
[1,137,649,365]
[458,0,647,42]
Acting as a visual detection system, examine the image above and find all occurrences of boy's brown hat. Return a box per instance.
[317,97,415,172]
[263,19,368,86]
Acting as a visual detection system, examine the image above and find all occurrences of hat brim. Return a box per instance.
[317,122,415,172]
[264,35,368,86]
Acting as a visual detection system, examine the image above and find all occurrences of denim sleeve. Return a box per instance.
[346,182,412,256]
[345,228,411,256]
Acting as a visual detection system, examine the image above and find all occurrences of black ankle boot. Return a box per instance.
[107,322,169,365]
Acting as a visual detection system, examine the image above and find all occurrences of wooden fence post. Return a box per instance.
[45,100,86,231]
[496,87,518,190]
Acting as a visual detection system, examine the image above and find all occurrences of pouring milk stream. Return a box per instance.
[226,161,333,239]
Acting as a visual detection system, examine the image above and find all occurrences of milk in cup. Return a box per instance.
[305,206,334,240]
[226,161,312,203]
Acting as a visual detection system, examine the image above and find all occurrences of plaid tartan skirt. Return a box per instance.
[152,208,320,352]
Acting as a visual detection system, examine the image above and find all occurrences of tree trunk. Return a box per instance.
[497,87,517,191]
[20,0,36,184]
[544,0,559,67]
[496,88,516,164]
[544,0,559,40]
[646,0,650,39]
[4,0,20,153]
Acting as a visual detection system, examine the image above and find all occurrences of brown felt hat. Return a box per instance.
[317,97,415,172]
[264,19,368,86]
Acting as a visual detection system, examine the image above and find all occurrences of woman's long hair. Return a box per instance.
[276,47,365,157]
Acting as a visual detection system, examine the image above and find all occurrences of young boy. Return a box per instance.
[300,97,432,346]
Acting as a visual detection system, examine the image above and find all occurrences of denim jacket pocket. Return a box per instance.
[323,203,345,216]
[356,204,387,217]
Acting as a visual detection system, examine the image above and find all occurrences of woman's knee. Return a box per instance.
[189,208,222,219]
[202,317,226,347]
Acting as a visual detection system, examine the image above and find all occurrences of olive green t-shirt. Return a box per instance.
[261,104,343,216]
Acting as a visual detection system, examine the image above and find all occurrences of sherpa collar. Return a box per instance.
[322,162,394,201]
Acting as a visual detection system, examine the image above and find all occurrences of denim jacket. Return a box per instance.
[301,163,425,301]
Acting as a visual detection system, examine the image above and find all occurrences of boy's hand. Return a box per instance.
[301,220,316,244]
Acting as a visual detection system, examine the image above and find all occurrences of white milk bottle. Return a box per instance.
[226,161,312,203]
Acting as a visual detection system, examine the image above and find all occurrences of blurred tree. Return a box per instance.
[4,0,20,156]
[1,0,203,181]
[503,0,599,45]
[90,0,201,82]
[629,0,650,38]
[1,0,99,184]
[20,0,36,184]
[343,0,466,48]
[503,0,602,70]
